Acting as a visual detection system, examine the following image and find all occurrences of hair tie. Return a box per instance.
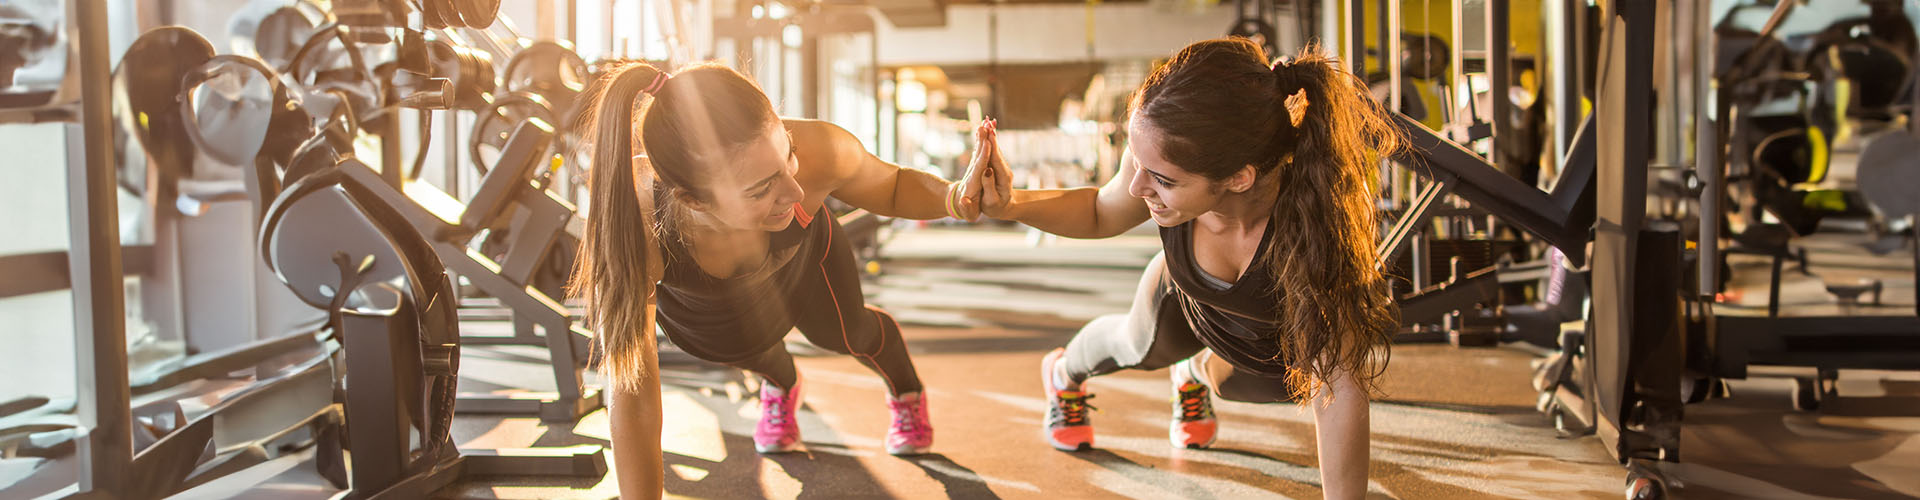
[641,72,669,95]
[1271,56,1306,97]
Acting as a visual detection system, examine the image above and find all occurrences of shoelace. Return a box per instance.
[1054,393,1098,425]
[762,395,790,425]
[1176,385,1212,422]
[890,399,926,432]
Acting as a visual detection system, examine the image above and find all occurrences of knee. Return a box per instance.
[1076,314,1127,337]
[1210,382,1279,404]
[1199,352,1295,404]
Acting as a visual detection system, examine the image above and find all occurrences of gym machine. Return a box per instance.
[215,0,607,421]
[2,2,610,496]
[1692,0,1920,413]
[1358,0,1920,497]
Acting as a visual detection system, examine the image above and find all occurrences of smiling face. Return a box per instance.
[683,120,807,232]
[1125,118,1249,226]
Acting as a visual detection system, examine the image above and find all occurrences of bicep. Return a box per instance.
[792,120,898,210]
[826,149,905,211]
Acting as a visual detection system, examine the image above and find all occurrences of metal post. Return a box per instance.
[1346,0,1365,75]
[1450,0,1464,129]
[1550,0,1574,161]
[988,0,1000,118]
[1655,0,1678,169]
[802,34,819,118]
[1411,226,1431,289]
[871,26,881,150]
[1387,0,1401,113]
[1376,0,1390,77]
[1487,0,1511,168]
[382,87,404,188]
[1695,0,1719,297]
[69,0,132,494]
[1590,0,1656,461]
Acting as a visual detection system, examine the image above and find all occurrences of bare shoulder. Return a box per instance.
[783,118,871,188]
[786,118,868,163]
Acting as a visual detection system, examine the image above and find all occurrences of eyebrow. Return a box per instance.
[750,171,781,192]
[1141,165,1176,183]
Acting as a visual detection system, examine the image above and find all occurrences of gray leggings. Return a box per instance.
[1059,252,1295,403]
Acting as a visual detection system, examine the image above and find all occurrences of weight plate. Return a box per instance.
[114,27,216,179]
[456,0,500,29]
[1857,131,1920,217]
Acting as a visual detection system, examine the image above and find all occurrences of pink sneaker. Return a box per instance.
[754,377,803,453]
[1041,348,1095,451]
[885,392,933,455]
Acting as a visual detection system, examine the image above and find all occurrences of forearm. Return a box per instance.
[1001,187,1123,239]
[880,166,962,220]
[1312,377,1370,500]
[609,333,664,498]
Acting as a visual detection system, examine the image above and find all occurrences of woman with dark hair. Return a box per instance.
[567,61,998,498]
[972,39,1401,498]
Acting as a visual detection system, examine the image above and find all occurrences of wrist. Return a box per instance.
[991,190,1025,220]
[942,181,958,219]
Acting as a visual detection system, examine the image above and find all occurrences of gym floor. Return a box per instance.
[192,227,1920,499]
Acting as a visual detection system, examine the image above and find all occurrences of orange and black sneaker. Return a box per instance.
[1041,348,1095,451]
[1170,382,1218,449]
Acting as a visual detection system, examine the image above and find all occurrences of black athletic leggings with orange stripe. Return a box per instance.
[659,211,923,396]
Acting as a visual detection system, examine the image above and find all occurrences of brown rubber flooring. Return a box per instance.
[185,227,1918,499]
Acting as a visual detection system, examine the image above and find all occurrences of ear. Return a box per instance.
[1224,164,1259,193]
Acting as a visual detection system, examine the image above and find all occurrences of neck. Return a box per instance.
[676,205,749,238]
[1203,176,1280,233]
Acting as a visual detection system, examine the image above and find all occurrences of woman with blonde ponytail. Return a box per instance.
[971,39,1401,499]
[569,62,999,498]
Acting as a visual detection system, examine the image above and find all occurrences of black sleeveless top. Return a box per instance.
[654,203,829,362]
[1159,217,1292,377]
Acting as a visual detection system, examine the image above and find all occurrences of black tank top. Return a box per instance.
[655,203,829,361]
[1159,217,1292,377]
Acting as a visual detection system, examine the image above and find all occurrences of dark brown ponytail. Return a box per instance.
[570,63,668,392]
[1265,46,1401,401]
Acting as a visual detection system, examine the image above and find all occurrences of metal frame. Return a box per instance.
[67,0,132,496]
[1587,0,1657,464]
[333,127,601,422]
[1387,112,1595,267]
[1693,0,1718,298]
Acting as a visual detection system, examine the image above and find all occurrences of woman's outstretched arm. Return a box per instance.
[794,118,995,221]
[975,145,1150,239]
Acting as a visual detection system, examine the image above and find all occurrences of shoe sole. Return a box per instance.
[887,444,934,456]
[1047,435,1093,452]
[755,442,802,454]
[1170,420,1218,449]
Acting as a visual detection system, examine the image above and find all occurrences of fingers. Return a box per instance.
[984,119,998,179]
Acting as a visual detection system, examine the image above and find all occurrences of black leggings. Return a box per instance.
[1058,252,1294,403]
[664,218,923,396]
[728,304,921,395]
